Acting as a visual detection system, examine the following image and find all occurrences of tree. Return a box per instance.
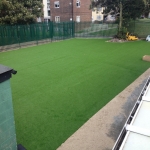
[143,0,150,17]
[0,0,43,25]
[18,0,43,18]
[123,0,145,19]
[91,0,145,31]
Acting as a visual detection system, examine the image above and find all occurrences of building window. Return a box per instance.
[47,4,50,9]
[44,19,50,23]
[48,10,50,16]
[55,16,60,23]
[54,1,59,8]
[76,16,80,22]
[76,0,80,7]
[97,15,101,20]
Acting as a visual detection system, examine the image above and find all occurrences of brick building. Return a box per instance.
[50,0,92,22]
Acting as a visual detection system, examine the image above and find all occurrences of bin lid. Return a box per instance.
[0,64,17,83]
[0,65,13,74]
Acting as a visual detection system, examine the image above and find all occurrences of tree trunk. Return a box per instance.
[119,2,123,31]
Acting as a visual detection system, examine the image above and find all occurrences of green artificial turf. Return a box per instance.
[0,39,150,149]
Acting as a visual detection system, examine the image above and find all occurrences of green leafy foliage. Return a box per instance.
[91,0,146,38]
[91,0,145,20]
[115,27,128,39]
[123,0,145,20]
[18,0,43,18]
[0,0,43,25]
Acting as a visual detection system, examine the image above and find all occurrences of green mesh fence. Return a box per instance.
[75,22,118,38]
[52,22,75,40]
[0,80,17,150]
[0,22,75,49]
[0,22,117,50]
[126,20,150,38]
[1,20,150,50]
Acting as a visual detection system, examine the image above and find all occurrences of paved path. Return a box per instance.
[57,68,150,150]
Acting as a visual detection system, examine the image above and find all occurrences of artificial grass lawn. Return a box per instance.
[0,39,150,149]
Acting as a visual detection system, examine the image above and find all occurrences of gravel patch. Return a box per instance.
[107,38,127,43]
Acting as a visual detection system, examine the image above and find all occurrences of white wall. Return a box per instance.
[92,7,104,22]
[43,0,48,18]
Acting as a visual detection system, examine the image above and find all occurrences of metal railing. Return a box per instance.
[0,22,75,50]
[75,22,118,38]
[0,21,118,51]
[125,20,150,38]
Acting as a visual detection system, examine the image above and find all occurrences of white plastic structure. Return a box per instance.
[146,35,150,41]
[112,77,150,150]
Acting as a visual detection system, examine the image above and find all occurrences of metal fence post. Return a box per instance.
[63,22,64,40]
[51,21,54,42]
[17,26,21,49]
[35,24,38,45]
[72,21,75,38]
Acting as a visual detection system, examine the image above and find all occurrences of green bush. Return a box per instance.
[115,27,128,39]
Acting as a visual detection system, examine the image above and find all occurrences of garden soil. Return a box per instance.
[57,68,150,150]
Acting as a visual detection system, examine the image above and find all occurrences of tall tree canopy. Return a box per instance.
[0,0,43,25]
[143,0,150,17]
[91,0,145,20]
[91,0,147,38]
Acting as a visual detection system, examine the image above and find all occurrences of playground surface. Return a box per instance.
[0,39,150,149]
[57,68,150,150]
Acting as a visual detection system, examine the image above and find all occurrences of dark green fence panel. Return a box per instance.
[0,21,118,48]
[126,21,150,38]
[75,22,118,38]
[52,22,73,41]
[0,26,19,46]
[0,22,75,47]
[2,20,150,48]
